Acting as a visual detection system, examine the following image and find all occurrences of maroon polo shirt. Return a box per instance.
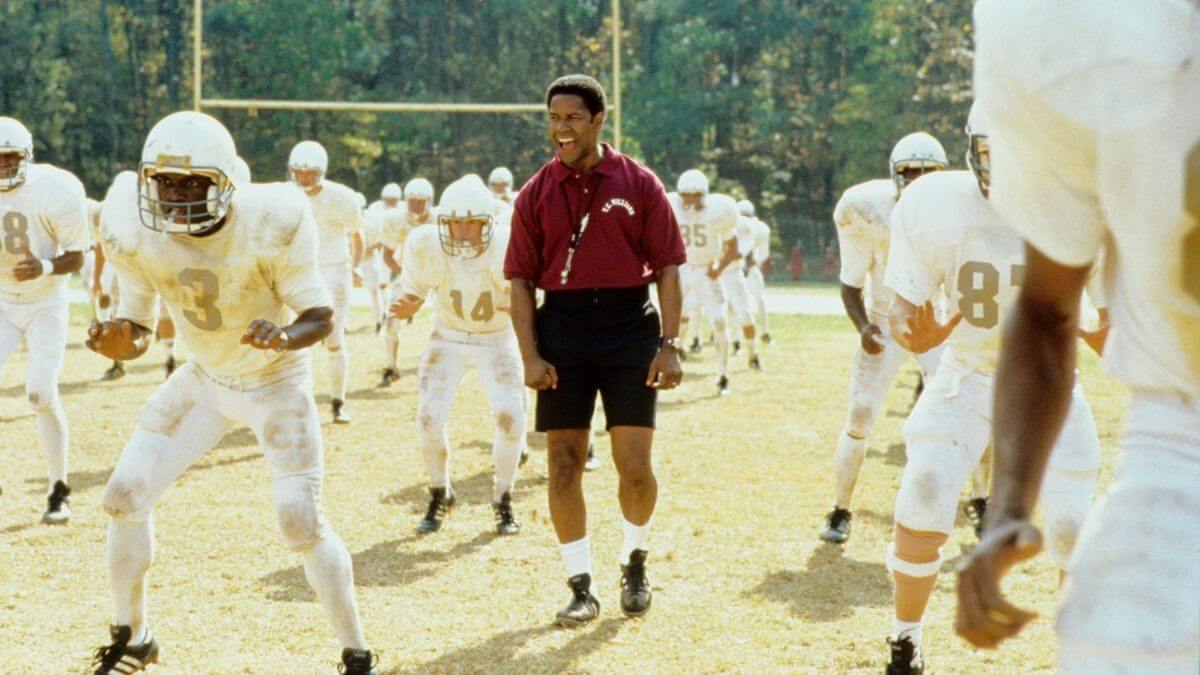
[504,143,686,290]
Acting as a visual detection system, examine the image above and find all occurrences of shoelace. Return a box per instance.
[90,641,126,670]
[424,496,446,522]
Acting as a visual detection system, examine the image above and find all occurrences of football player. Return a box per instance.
[288,140,366,423]
[719,205,762,369]
[956,2,1199,672]
[671,169,740,394]
[85,196,128,381]
[881,103,1103,674]
[817,131,949,544]
[86,112,376,674]
[738,200,772,345]
[488,166,516,205]
[0,116,88,524]
[378,177,435,386]
[389,177,525,535]
[361,182,402,334]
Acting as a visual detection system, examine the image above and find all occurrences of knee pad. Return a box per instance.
[102,453,155,523]
[887,525,948,578]
[273,471,327,550]
[26,382,59,414]
[845,390,884,439]
[494,406,525,442]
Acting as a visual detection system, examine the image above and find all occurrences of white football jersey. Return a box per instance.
[886,171,1023,374]
[100,173,332,384]
[303,180,365,266]
[834,178,897,318]
[0,163,90,298]
[749,217,771,266]
[399,222,512,334]
[975,0,1200,397]
[380,204,437,267]
[735,215,756,258]
[86,197,102,243]
[669,192,739,267]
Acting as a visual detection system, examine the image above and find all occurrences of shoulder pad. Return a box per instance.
[235,182,309,256]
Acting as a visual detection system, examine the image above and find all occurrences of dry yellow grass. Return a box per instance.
[0,304,1127,673]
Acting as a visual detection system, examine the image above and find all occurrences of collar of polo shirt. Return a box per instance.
[552,142,617,182]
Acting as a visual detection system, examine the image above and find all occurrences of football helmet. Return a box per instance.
[676,169,709,195]
[889,132,947,191]
[489,166,514,189]
[965,102,992,197]
[288,140,328,191]
[138,111,238,235]
[437,177,495,259]
[404,177,434,201]
[737,199,756,217]
[232,156,252,184]
[381,182,403,202]
[0,117,34,191]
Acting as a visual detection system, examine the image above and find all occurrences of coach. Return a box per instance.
[505,74,686,626]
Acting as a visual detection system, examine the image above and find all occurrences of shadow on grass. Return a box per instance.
[866,442,906,467]
[746,545,890,621]
[383,617,622,674]
[379,469,547,508]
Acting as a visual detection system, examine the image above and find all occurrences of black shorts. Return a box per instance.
[534,286,660,431]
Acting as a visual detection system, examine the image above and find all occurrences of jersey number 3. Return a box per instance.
[178,268,223,331]
[957,261,1025,329]
[2,211,31,256]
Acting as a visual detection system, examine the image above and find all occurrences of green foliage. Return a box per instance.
[0,0,973,257]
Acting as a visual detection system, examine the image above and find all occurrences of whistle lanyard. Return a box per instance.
[558,175,603,286]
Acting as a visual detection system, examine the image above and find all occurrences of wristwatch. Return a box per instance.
[659,336,683,352]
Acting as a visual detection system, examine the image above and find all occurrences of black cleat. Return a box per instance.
[732,339,741,355]
[688,337,702,355]
[416,487,456,534]
[493,492,520,535]
[378,367,399,387]
[164,356,176,379]
[90,625,159,674]
[374,321,382,335]
[42,480,71,524]
[748,355,762,371]
[886,635,924,675]
[717,375,730,396]
[761,332,772,345]
[101,361,125,382]
[519,448,530,467]
[965,497,988,538]
[620,549,652,617]
[332,398,351,424]
[555,573,600,627]
[584,446,600,472]
[819,507,852,544]
[913,374,925,406]
[339,648,378,674]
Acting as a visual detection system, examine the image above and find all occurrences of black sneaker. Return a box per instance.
[819,507,852,544]
[164,356,176,379]
[717,375,730,396]
[42,480,71,524]
[748,355,762,371]
[101,361,125,382]
[965,497,988,538]
[732,339,741,355]
[90,625,159,674]
[332,398,351,424]
[886,635,924,674]
[493,492,520,535]
[762,332,772,345]
[378,367,399,387]
[620,549,652,617]
[416,487,456,534]
[555,574,600,627]
[584,446,600,472]
[374,321,382,335]
[688,337,702,355]
[339,648,378,674]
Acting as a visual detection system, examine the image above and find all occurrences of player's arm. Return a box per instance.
[87,269,156,360]
[243,305,332,351]
[956,245,1090,648]
[707,235,740,279]
[381,245,402,275]
[889,295,962,354]
[834,203,887,353]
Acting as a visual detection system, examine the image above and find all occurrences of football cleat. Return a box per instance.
[886,635,924,675]
[819,507,852,544]
[761,332,772,345]
[717,375,730,396]
[620,549,652,617]
[732,339,741,355]
[90,625,159,674]
[519,448,530,467]
[748,355,762,371]
[42,480,71,525]
[584,446,600,472]
[378,368,399,387]
[374,321,382,335]
[688,337,701,355]
[164,356,176,379]
[555,573,600,627]
[339,648,378,675]
[101,361,125,382]
[416,486,456,534]
[332,398,351,424]
[493,492,520,535]
[964,497,988,538]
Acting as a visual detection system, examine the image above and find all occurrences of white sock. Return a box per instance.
[834,431,868,508]
[892,618,922,645]
[37,400,69,489]
[746,331,758,356]
[108,517,155,646]
[621,519,651,564]
[385,322,400,370]
[560,537,592,578]
[301,532,368,650]
[714,324,729,377]
[330,347,348,401]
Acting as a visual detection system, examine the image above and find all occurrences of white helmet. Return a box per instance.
[965,102,992,196]
[0,117,34,191]
[676,169,709,195]
[437,177,496,258]
[288,140,328,190]
[889,132,947,191]
[381,182,403,201]
[488,166,514,188]
[138,111,238,235]
[404,177,434,200]
[232,156,252,184]
[737,199,756,217]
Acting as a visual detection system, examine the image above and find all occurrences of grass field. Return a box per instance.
[0,304,1128,673]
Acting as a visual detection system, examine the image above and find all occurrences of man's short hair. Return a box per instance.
[545,75,607,117]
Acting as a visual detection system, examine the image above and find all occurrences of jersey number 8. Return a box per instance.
[2,211,31,256]
[956,261,1025,329]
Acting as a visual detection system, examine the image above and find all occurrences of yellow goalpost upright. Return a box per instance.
[190,0,624,150]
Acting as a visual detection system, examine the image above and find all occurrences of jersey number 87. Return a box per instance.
[956,261,1025,329]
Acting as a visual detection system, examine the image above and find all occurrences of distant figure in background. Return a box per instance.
[789,244,804,281]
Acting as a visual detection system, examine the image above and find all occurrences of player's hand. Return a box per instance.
[955,517,1042,649]
[706,264,721,280]
[1078,322,1110,356]
[13,241,44,281]
[900,301,962,354]
[98,293,112,310]
[860,323,885,355]
[241,319,290,352]
[524,356,558,391]
[646,347,683,389]
[86,319,139,360]
[388,297,422,321]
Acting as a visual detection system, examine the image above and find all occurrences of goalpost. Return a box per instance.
[190,0,624,150]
